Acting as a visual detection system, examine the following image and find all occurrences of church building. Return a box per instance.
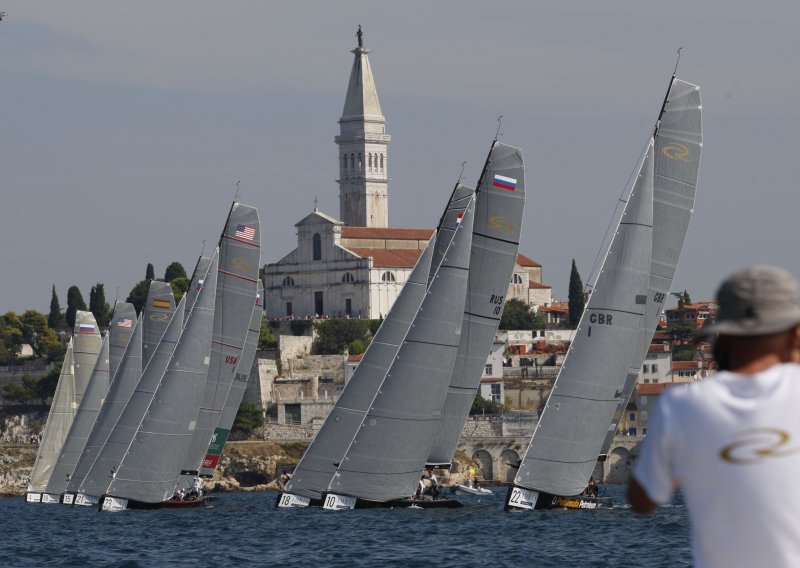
[264,28,551,320]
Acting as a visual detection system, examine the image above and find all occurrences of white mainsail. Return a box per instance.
[26,340,75,499]
[512,140,655,499]
[427,141,526,467]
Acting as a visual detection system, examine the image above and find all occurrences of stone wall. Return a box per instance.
[279,335,314,364]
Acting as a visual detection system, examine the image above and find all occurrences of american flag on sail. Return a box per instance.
[235,224,255,241]
[78,323,95,334]
[116,318,133,328]
[491,174,517,191]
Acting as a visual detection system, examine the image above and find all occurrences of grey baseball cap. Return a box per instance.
[697,265,800,337]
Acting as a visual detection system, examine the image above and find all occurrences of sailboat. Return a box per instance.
[99,253,218,511]
[277,181,473,509]
[68,287,167,506]
[177,203,261,493]
[322,188,476,510]
[53,302,137,505]
[27,312,103,504]
[426,141,526,469]
[506,74,702,511]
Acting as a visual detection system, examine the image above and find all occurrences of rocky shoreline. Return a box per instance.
[1,439,484,498]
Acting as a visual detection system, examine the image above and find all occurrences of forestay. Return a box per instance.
[427,142,526,467]
[514,140,654,498]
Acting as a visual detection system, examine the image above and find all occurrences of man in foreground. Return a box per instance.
[628,265,800,567]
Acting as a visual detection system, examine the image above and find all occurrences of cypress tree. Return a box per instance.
[48,285,62,329]
[164,261,187,282]
[65,285,87,329]
[146,263,155,280]
[568,259,586,327]
[89,283,111,328]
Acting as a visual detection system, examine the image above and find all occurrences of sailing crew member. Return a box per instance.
[468,465,479,489]
[190,477,203,499]
[421,467,440,500]
[628,265,800,567]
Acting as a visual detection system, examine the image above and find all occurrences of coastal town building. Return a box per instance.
[664,301,719,330]
[263,29,551,320]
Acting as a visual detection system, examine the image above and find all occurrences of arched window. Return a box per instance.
[368,153,373,170]
[350,154,355,169]
[380,154,384,170]
[342,155,348,171]
[312,233,322,261]
[512,273,524,284]
[381,271,396,282]
[357,153,362,173]
[342,272,355,283]
[282,276,295,286]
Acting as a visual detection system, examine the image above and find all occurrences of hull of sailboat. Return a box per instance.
[25,492,42,504]
[275,492,321,508]
[99,495,207,511]
[355,497,463,509]
[504,486,612,511]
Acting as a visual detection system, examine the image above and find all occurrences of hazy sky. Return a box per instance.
[2,1,799,314]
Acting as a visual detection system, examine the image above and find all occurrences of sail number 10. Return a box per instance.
[489,294,504,315]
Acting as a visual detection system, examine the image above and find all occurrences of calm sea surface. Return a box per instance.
[0,486,690,567]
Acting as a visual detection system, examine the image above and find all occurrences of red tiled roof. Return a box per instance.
[539,305,568,314]
[636,383,680,395]
[648,343,670,353]
[516,253,541,267]
[348,247,422,268]
[528,281,551,289]
[672,361,700,370]
[341,227,433,240]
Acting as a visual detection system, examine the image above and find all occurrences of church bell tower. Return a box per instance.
[336,26,390,227]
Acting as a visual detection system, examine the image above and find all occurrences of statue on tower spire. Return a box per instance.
[356,25,364,48]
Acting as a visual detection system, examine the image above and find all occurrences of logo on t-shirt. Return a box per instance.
[720,428,800,464]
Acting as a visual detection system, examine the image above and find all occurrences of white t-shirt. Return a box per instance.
[633,363,800,568]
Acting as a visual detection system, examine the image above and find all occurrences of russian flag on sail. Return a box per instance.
[78,323,95,334]
[196,279,204,292]
[491,174,517,191]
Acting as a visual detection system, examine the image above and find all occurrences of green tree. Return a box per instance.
[0,312,23,364]
[258,321,277,350]
[469,395,504,415]
[231,400,265,438]
[126,280,151,315]
[146,262,155,280]
[349,339,366,355]
[500,299,541,330]
[89,283,111,328]
[20,310,63,360]
[671,290,692,309]
[66,285,87,329]
[48,285,63,330]
[164,261,187,282]
[1,363,62,405]
[169,277,189,304]
[568,259,586,327]
[312,319,371,355]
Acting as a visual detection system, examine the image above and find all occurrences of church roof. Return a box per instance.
[341,227,433,240]
[341,28,383,121]
[348,247,422,268]
[516,254,542,268]
[295,209,342,227]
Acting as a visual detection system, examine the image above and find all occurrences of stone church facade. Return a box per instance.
[264,29,551,320]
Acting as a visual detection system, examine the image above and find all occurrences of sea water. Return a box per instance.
[0,485,691,567]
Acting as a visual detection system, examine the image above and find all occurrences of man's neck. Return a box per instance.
[730,353,784,375]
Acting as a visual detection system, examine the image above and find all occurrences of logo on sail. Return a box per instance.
[488,215,514,233]
[719,428,800,464]
[661,142,691,161]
